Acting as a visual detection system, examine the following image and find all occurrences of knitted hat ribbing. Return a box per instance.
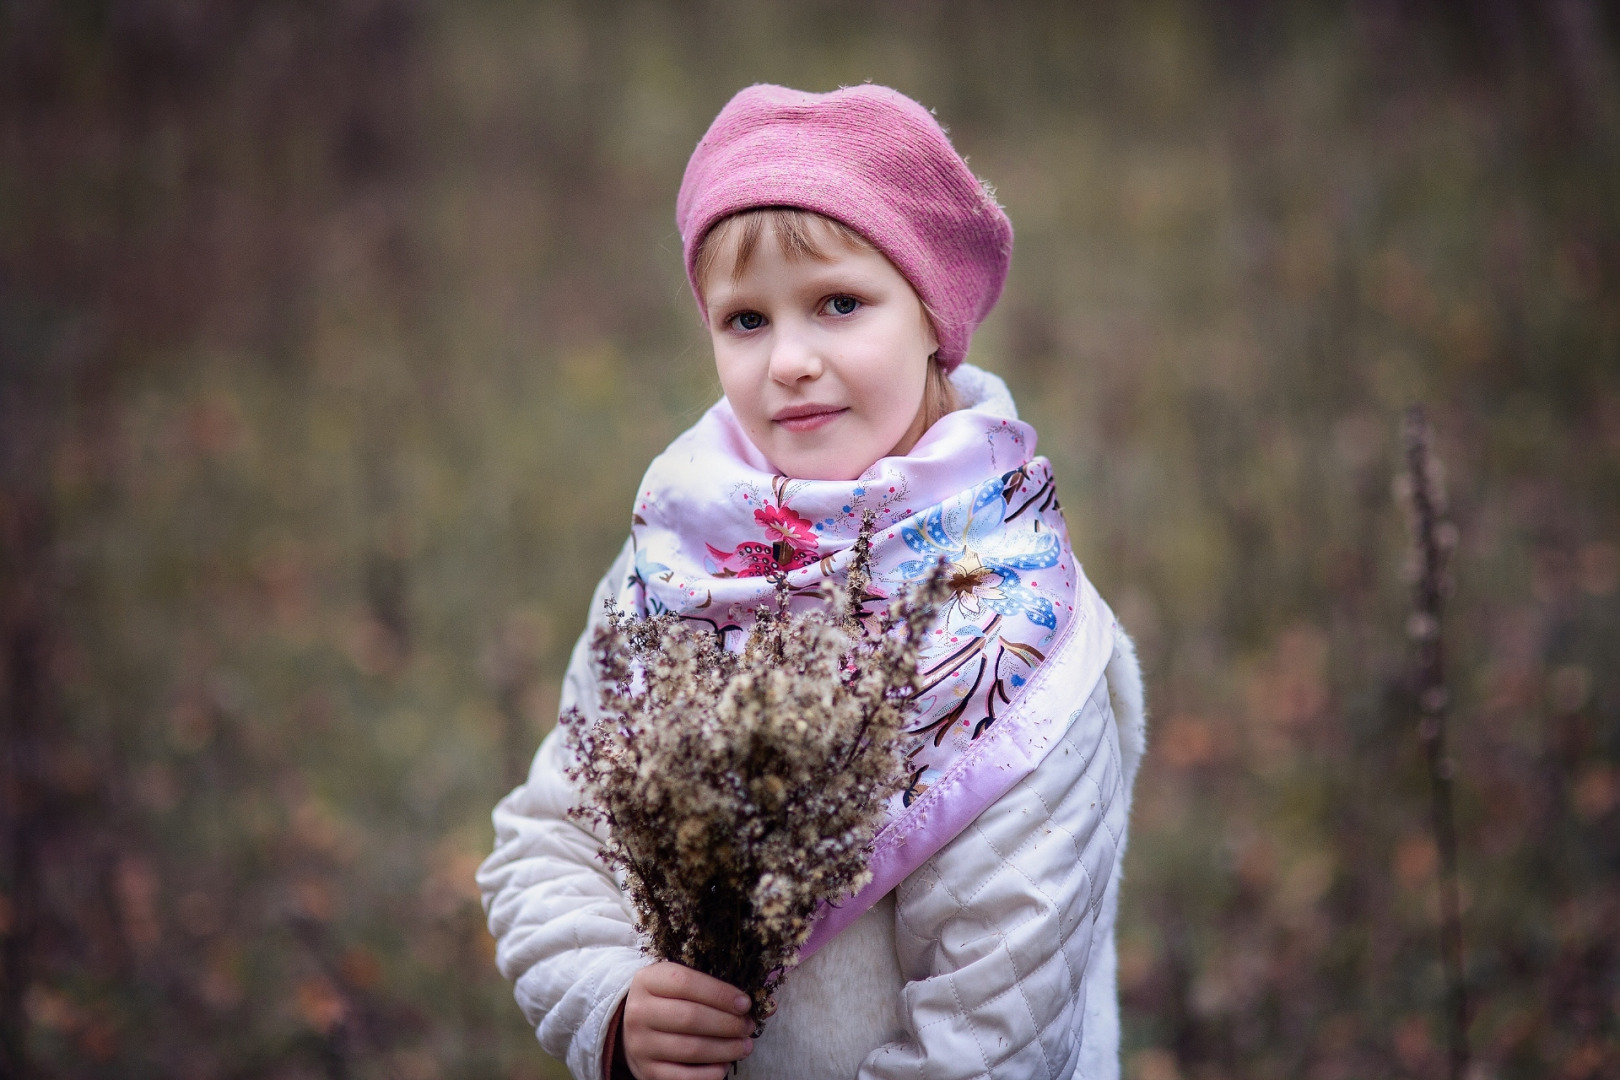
[676,83,1013,372]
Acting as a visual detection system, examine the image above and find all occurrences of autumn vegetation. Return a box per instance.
[1,3,1615,1078]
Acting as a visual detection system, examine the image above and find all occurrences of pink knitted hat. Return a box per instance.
[676,83,1013,371]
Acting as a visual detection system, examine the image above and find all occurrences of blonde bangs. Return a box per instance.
[693,208,873,291]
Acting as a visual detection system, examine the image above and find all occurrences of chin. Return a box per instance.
[766,425,907,481]
[783,462,862,482]
[773,451,866,483]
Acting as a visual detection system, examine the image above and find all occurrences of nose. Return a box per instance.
[766,321,823,385]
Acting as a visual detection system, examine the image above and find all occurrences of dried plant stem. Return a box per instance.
[1401,405,1469,1080]
[564,512,948,1025]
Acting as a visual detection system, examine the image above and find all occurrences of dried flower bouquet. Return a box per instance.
[563,517,946,1026]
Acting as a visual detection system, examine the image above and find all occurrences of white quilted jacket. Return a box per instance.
[478,541,1146,1080]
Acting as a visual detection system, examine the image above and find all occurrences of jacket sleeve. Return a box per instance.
[477,539,649,1080]
[859,650,1135,1080]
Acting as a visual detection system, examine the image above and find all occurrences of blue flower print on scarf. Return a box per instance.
[894,470,1061,630]
[633,544,673,587]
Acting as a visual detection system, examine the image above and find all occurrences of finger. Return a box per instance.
[639,1063,729,1080]
[642,963,752,1015]
[641,1030,754,1066]
[641,999,754,1038]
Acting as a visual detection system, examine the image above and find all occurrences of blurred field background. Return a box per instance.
[1,2,1616,1078]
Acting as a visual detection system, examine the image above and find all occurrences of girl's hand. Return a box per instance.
[621,962,755,1080]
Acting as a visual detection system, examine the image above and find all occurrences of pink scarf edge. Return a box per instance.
[796,576,1117,962]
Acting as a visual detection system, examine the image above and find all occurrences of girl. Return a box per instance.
[478,83,1146,1080]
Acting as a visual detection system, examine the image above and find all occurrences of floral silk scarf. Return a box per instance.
[617,365,1118,954]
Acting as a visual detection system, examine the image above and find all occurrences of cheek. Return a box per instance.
[711,348,737,397]
[712,343,765,425]
[852,334,929,428]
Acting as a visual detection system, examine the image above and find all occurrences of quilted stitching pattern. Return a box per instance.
[478,542,649,1080]
[872,675,1125,1079]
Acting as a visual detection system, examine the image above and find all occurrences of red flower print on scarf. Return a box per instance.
[754,504,818,553]
[705,503,820,578]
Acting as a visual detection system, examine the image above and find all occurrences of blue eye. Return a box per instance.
[732,311,765,331]
[828,296,859,316]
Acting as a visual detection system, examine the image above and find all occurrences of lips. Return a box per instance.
[772,404,847,433]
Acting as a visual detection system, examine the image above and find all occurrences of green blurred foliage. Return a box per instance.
[1,2,1616,1078]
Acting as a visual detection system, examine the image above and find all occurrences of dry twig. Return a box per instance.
[1398,405,1469,1079]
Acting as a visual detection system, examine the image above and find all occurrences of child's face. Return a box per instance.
[701,220,939,482]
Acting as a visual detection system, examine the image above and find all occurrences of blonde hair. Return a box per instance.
[692,207,962,432]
